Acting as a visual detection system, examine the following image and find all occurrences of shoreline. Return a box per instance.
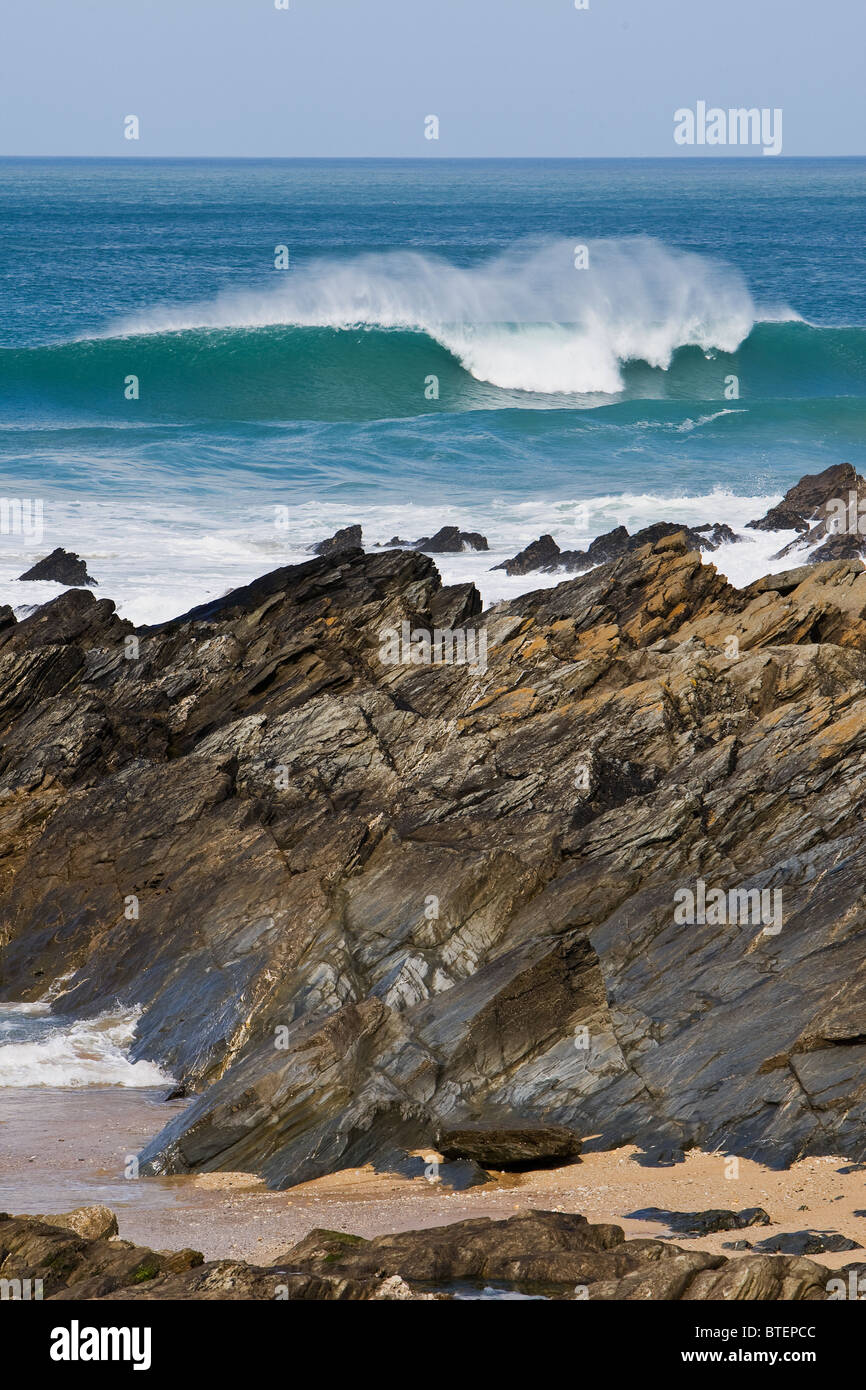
[2,1089,863,1269]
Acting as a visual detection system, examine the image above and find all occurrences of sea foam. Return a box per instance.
[0,1005,173,1088]
[108,237,772,396]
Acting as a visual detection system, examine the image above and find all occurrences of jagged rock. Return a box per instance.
[437,1125,581,1170]
[628,1207,771,1236]
[494,521,738,577]
[492,534,561,576]
[747,463,858,533]
[18,548,97,587]
[411,526,488,553]
[311,525,362,556]
[753,1231,862,1256]
[2,481,866,1189]
[747,463,866,565]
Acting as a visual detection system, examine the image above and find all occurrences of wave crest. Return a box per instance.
[110,237,766,395]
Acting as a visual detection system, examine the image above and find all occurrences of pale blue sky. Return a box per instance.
[1,0,863,157]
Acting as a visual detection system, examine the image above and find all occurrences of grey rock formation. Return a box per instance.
[0,488,865,1191]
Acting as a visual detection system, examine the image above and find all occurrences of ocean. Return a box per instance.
[1,156,864,624]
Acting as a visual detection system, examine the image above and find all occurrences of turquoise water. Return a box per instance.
[0,158,864,619]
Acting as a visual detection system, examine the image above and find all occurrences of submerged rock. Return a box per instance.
[18,548,97,586]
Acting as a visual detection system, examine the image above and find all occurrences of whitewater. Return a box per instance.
[108,236,792,396]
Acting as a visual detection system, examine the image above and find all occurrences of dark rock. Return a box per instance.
[379,1153,491,1190]
[748,463,858,532]
[754,1231,863,1256]
[429,582,483,629]
[311,525,362,556]
[494,521,738,578]
[436,1125,582,1170]
[628,1207,771,1237]
[18,548,97,587]
[747,463,866,565]
[838,1164,866,1175]
[411,526,488,554]
[722,1240,754,1251]
[631,1148,687,1168]
[0,1213,203,1300]
[492,534,561,576]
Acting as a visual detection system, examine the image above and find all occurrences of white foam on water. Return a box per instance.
[0,486,809,623]
[102,237,785,395]
[0,1006,173,1088]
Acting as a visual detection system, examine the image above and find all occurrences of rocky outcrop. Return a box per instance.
[311,525,362,556]
[0,1213,204,1300]
[0,1209,843,1300]
[410,526,488,553]
[494,521,737,576]
[748,462,866,564]
[1,487,866,1189]
[275,1209,837,1300]
[18,548,97,586]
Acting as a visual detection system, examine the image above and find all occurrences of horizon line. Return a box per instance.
[1,152,865,162]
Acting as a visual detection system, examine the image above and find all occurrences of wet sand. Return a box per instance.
[1,1088,864,1270]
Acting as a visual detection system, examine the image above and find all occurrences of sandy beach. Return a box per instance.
[2,1089,863,1270]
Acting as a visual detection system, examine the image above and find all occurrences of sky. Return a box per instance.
[1,0,864,158]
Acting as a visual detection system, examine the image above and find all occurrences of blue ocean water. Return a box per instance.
[0,157,864,620]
